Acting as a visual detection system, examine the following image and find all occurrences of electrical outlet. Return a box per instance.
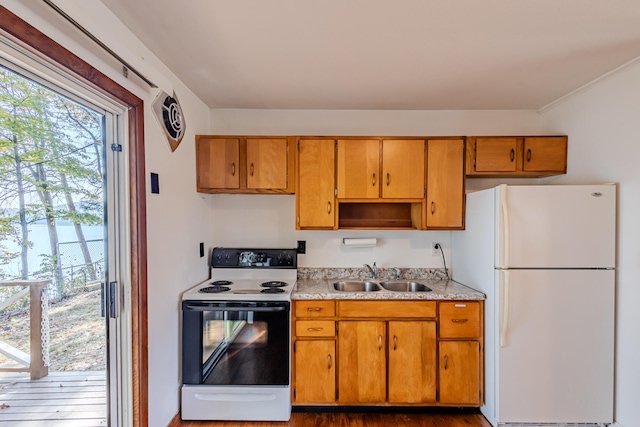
[432,242,440,256]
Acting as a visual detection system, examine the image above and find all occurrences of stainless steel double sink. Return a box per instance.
[333,280,431,293]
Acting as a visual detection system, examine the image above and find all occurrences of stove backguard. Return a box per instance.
[211,247,297,269]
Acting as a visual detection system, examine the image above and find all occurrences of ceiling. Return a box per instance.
[99,0,640,110]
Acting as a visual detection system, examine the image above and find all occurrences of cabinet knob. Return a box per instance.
[231,162,236,176]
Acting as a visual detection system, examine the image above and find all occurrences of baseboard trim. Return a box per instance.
[167,413,181,427]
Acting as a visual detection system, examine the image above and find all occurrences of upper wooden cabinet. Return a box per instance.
[466,136,567,177]
[337,139,380,199]
[426,139,465,229]
[196,135,295,194]
[381,139,426,199]
[296,139,336,229]
[337,139,425,200]
[196,137,240,190]
[246,138,288,189]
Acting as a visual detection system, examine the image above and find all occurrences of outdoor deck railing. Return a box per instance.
[0,280,50,380]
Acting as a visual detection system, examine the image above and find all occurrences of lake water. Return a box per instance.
[1,224,104,279]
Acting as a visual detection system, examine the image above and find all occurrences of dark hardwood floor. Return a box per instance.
[175,411,492,427]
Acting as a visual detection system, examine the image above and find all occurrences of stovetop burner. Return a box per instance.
[261,281,287,288]
[260,288,285,294]
[211,280,233,286]
[199,285,230,293]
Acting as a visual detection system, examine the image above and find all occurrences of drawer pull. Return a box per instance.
[378,335,382,350]
[327,201,332,214]
[250,162,254,176]
[451,319,468,323]
[444,354,449,370]
[386,173,390,186]
[307,328,324,331]
[393,335,397,350]
[510,148,515,162]
[307,307,323,311]
[372,173,376,186]
[327,354,332,369]
[526,148,532,162]
[231,162,236,176]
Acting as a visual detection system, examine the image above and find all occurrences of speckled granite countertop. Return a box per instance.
[292,267,485,300]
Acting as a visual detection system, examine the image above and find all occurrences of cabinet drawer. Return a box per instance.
[295,301,335,318]
[439,302,481,338]
[338,301,436,318]
[296,320,336,337]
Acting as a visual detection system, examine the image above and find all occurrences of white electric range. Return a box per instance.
[180,247,297,422]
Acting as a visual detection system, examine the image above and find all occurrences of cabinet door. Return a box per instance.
[439,341,481,405]
[522,136,567,173]
[196,137,240,189]
[473,137,519,173]
[246,138,288,189]
[297,139,335,229]
[294,340,336,404]
[338,321,386,403]
[426,139,465,229]
[381,139,425,199]
[337,139,380,198]
[388,321,436,404]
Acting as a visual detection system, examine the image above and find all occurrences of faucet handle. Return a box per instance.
[392,267,401,280]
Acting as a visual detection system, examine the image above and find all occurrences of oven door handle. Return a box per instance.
[183,303,287,313]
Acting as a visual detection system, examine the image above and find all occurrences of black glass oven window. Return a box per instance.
[200,306,289,386]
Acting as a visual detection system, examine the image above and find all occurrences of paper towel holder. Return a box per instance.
[342,238,377,248]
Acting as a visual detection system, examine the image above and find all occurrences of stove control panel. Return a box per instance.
[211,247,297,268]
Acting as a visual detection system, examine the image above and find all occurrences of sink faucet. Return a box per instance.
[364,262,378,279]
[391,267,401,280]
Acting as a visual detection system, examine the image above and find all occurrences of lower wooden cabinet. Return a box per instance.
[439,341,481,405]
[338,321,387,403]
[294,340,336,403]
[292,299,483,407]
[388,321,437,404]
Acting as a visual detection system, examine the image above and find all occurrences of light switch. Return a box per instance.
[150,173,159,194]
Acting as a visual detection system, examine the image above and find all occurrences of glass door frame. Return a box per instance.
[0,7,149,426]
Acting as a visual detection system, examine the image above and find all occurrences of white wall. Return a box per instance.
[539,61,640,427]
[209,109,541,269]
[2,2,213,426]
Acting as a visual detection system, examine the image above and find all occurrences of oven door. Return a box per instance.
[182,300,290,386]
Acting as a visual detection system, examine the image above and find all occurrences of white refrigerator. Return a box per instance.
[452,184,615,426]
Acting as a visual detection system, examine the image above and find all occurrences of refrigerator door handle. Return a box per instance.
[500,184,510,267]
[500,269,511,347]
